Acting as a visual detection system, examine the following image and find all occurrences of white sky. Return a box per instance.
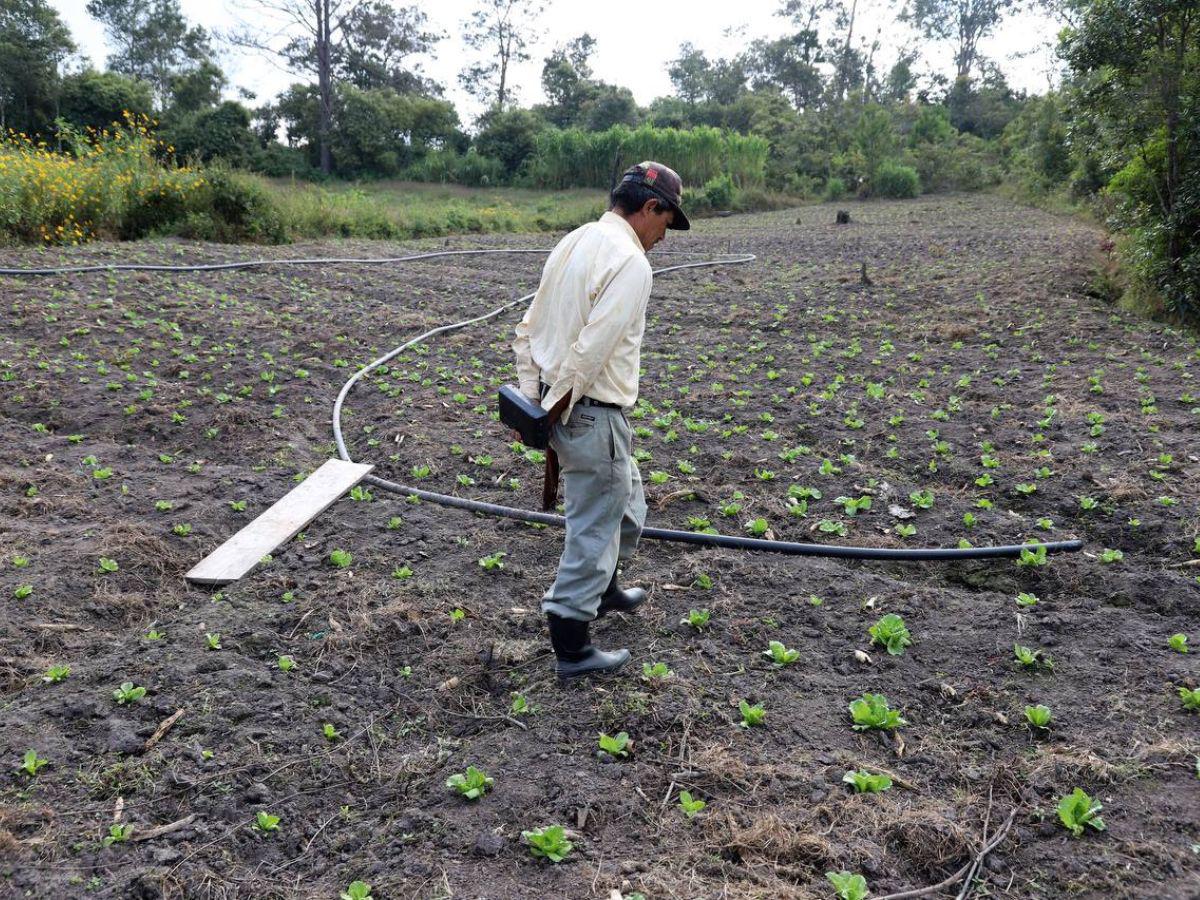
[50,0,1064,123]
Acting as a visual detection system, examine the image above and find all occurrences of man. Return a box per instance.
[512,161,691,678]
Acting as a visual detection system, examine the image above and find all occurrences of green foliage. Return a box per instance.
[872,161,920,198]
[19,749,48,776]
[738,699,766,728]
[849,692,907,731]
[678,790,706,818]
[682,608,710,630]
[522,824,573,862]
[1168,633,1189,654]
[103,822,133,846]
[598,731,631,758]
[329,549,353,568]
[253,810,281,833]
[842,769,893,793]
[868,613,912,655]
[1057,788,1106,837]
[1024,704,1052,728]
[1013,644,1053,670]
[826,871,869,900]
[340,882,374,900]
[1179,686,1200,711]
[763,640,799,666]
[445,765,494,800]
[825,176,847,201]
[112,681,145,704]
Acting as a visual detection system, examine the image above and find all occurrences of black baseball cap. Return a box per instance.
[619,161,691,230]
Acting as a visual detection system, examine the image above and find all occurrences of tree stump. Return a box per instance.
[836,210,851,224]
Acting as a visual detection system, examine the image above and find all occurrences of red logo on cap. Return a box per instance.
[644,167,659,182]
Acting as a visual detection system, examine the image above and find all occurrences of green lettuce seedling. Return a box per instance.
[849,692,907,731]
[1014,644,1054,670]
[340,881,373,900]
[826,871,869,900]
[43,664,70,683]
[103,822,133,846]
[678,790,706,818]
[598,731,631,758]
[19,749,48,777]
[868,614,912,656]
[112,682,146,704]
[1179,686,1200,711]
[1168,633,1188,654]
[682,608,710,630]
[253,811,281,833]
[763,640,799,666]
[1024,704,1052,729]
[1057,787,1106,837]
[842,769,893,793]
[329,549,352,568]
[522,824,573,862]
[445,765,494,800]
[739,700,765,728]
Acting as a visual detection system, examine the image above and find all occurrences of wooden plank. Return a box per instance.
[186,459,374,586]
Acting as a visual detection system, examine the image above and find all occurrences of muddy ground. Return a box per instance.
[1,194,1198,899]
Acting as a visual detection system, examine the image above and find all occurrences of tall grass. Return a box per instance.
[529,125,769,190]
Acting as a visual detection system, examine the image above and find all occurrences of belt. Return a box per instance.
[540,382,623,410]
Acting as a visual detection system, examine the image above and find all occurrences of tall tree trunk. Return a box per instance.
[317,0,333,174]
[837,0,858,100]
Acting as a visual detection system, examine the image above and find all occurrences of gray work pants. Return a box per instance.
[541,403,647,622]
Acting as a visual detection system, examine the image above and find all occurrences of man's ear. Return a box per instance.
[640,198,661,217]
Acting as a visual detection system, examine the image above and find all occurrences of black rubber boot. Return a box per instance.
[547,613,630,678]
[595,570,647,618]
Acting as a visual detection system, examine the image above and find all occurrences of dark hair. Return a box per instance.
[610,181,667,217]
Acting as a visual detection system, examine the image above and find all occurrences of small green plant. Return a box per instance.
[1017,544,1048,567]
[842,769,893,793]
[682,608,710,630]
[598,731,631,758]
[392,564,413,579]
[205,632,221,650]
[445,765,494,800]
[909,489,935,509]
[1025,704,1052,729]
[868,614,912,656]
[43,664,70,683]
[849,692,907,731]
[340,882,374,900]
[13,583,32,599]
[1014,644,1054,670]
[835,495,872,516]
[826,871,869,900]
[510,693,533,716]
[1168,633,1189,654]
[738,699,765,728]
[763,640,799,666]
[323,723,341,741]
[1099,548,1124,564]
[642,661,672,682]
[522,824,573,862]
[98,557,119,573]
[1057,787,1106,837]
[478,551,506,570]
[277,655,296,672]
[1016,592,1039,608]
[329,549,353,568]
[19,749,48,776]
[102,822,134,846]
[171,523,193,536]
[678,790,706,818]
[1179,686,1200,711]
[253,810,281,833]
[112,682,146,704]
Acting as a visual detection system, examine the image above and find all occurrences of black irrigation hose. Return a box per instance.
[1,245,1084,560]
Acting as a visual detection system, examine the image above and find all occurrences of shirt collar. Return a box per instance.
[600,210,645,254]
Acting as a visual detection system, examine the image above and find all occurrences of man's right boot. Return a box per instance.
[546,613,630,679]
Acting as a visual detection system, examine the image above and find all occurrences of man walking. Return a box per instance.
[512,161,691,678]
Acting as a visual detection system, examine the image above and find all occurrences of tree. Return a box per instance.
[540,33,596,127]
[0,0,75,135]
[458,0,545,112]
[169,59,225,113]
[86,0,216,109]
[59,69,154,131]
[746,33,825,110]
[668,42,711,105]
[231,0,441,174]
[906,0,1018,80]
[1062,0,1199,316]
[334,2,441,94]
[472,106,541,174]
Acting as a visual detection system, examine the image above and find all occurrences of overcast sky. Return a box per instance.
[50,0,1062,121]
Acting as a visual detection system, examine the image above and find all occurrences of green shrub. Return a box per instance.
[188,165,288,243]
[825,176,847,201]
[872,161,920,199]
[702,173,736,209]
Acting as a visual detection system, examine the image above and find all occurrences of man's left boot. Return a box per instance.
[595,570,647,618]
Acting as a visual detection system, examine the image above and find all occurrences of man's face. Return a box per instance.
[633,201,674,251]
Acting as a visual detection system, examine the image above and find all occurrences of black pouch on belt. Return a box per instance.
[498,384,551,449]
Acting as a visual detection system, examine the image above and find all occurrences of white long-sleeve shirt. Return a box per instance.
[512,211,653,421]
